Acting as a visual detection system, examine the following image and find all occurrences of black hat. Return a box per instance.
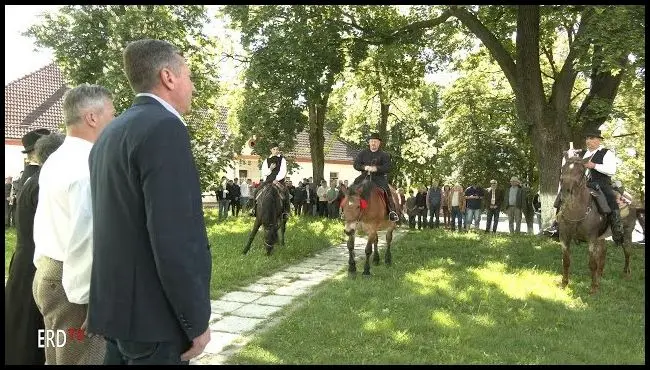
[21,128,51,153]
[368,132,382,141]
[270,142,279,149]
[584,129,604,139]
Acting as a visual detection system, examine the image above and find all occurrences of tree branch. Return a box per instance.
[541,43,558,77]
[221,52,250,64]
[570,87,589,103]
[447,6,518,90]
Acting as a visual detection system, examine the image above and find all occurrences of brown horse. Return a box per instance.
[341,178,400,276]
[557,155,636,294]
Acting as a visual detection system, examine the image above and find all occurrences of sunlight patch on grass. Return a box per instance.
[391,329,411,344]
[362,317,393,332]
[470,313,496,327]
[240,345,282,364]
[430,310,460,328]
[405,267,453,295]
[471,262,584,308]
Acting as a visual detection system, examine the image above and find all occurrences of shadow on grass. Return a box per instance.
[227,229,645,365]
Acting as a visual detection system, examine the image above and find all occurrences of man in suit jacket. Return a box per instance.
[88,39,212,365]
[483,179,504,233]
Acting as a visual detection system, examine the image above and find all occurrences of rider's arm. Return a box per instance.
[593,149,616,177]
[374,152,392,175]
[353,151,366,172]
[275,158,287,181]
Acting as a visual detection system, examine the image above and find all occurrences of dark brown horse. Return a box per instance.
[242,183,288,256]
[557,155,636,294]
[341,179,400,276]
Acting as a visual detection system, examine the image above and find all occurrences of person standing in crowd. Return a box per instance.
[326,181,338,218]
[464,182,483,231]
[226,179,238,217]
[415,186,428,230]
[317,180,328,217]
[521,183,536,235]
[532,191,542,235]
[503,176,524,234]
[484,179,503,234]
[240,178,251,214]
[5,132,64,365]
[441,184,451,229]
[448,183,466,231]
[405,189,417,229]
[87,39,212,364]
[32,84,115,365]
[230,178,241,217]
[293,181,306,216]
[426,180,442,228]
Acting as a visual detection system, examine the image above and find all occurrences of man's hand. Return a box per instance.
[270,163,277,169]
[584,161,596,169]
[273,180,279,185]
[181,328,211,361]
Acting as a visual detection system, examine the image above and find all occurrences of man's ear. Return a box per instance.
[159,67,176,90]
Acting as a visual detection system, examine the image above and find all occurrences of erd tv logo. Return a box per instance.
[37,328,85,348]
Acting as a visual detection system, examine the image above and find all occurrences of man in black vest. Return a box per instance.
[545,129,625,244]
[251,143,290,217]
[351,133,399,222]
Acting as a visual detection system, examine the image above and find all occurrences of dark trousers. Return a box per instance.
[485,207,500,232]
[416,207,427,229]
[429,205,440,228]
[230,198,240,216]
[408,214,416,229]
[318,201,328,217]
[103,337,190,365]
[451,206,463,230]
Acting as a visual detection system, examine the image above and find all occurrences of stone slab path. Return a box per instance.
[190,229,406,365]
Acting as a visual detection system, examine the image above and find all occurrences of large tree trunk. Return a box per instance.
[378,102,389,144]
[308,100,326,185]
[532,117,567,228]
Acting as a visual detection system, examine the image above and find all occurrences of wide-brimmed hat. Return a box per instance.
[21,128,51,153]
[510,176,520,183]
[368,132,382,141]
[584,129,604,139]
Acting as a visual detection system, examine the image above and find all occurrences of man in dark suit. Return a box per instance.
[483,179,504,233]
[88,39,212,365]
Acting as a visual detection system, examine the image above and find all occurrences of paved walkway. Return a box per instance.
[190,229,406,365]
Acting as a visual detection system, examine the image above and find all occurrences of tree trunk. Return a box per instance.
[308,101,326,185]
[378,102,389,145]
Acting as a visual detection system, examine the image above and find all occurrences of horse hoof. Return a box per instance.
[557,281,568,289]
[385,261,392,266]
[624,273,632,280]
[348,271,357,278]
[362,272,371,278]
[589,287,599,295]
[373,259,380,266]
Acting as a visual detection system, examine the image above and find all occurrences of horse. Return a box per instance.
[557,155,636,294]
[341,178,401,276]
[242,183,288,256]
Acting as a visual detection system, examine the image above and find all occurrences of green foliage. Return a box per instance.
[437,49,534,188]
[25,5,226,191]
[227,230,645,364]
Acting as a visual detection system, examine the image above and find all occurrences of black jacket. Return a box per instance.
[353,149,392,178]
[88,96,211,344]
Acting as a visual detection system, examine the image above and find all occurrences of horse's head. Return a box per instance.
[341,187,365,235]
[560,156,587,195]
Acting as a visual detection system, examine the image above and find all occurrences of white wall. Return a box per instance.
[5,144,24,178]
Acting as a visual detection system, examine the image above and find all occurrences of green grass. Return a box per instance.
[227,229,645,365]
[203,209,344,298]
[5,209,344,298]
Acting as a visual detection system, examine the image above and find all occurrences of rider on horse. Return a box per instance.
[250,142,291,218]
[545,129,625,244]
[351,132,400,222]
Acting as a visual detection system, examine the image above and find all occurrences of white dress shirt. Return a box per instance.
[33,136,94,304]
[261,155,287,181]
[583,145,616,178]
[135,93,186,126]
[240,182,250,198]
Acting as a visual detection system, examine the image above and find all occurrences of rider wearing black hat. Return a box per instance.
[351,133,399,222]
[18,128,52,192]
[545,129,625,244]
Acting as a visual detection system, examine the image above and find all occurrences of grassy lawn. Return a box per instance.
[4,209,345,299]
[227,229,645,365]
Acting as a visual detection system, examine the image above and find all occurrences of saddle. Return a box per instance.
[255,183,286,201]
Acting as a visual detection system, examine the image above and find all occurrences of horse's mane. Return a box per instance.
[560,156,587,194]
[257,184,282,226]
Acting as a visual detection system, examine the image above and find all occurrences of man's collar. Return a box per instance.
[134,93,186,126]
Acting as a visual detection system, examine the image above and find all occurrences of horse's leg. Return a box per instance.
[588,239,600,295]
[280,217,287,247]
[559,236,571,288]
[363,232,375,276]
[243,218,263,255]
[621,239,632,280]
[596,239,606,277]
[346,232,357,274]
[372,232,380,265]
[385,228,393,266]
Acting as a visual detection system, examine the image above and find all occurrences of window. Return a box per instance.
[239,170,248,181]
[329,172,338,186]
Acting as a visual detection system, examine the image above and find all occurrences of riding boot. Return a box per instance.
[608,209,625,245]
[544,221,559,235]
[386,192,400,222]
